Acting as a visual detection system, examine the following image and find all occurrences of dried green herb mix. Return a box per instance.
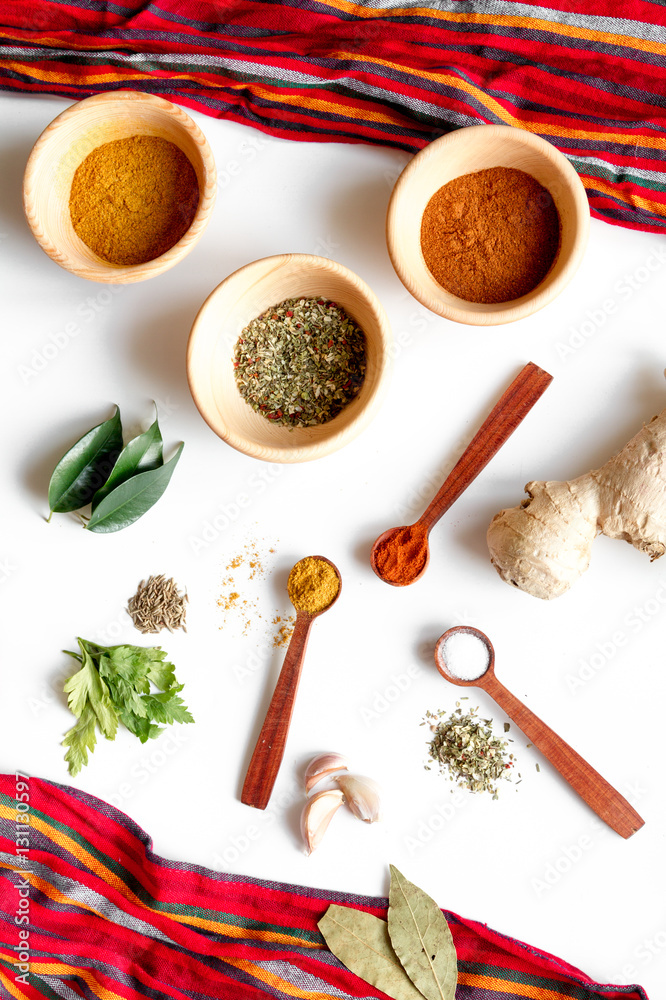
[233,297,366,427]
[424,704,514,798]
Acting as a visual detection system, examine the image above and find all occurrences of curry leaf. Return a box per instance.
[387,866,457,1000]
[86,443,184,533]
[91,414,163,510]
[48,407,122,514]
[318,905,424,1000]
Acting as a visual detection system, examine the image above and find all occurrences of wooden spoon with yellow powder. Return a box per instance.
[241,556,341,810]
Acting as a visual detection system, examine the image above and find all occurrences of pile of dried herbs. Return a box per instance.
[233,296,366,427]
[424,704,515,798]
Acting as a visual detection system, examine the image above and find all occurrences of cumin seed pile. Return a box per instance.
[127,575,188,634]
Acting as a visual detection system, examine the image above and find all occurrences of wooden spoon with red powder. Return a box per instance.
[371,362,553,586]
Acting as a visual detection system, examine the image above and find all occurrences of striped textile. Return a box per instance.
[0,2,666,233]
[0,775,647,1000]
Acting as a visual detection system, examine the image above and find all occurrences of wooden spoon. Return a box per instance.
[241,556,341,811]
[371,361,553,586]
[434,626,645,839]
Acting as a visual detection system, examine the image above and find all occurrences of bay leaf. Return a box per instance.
[387,865,457,1000]
[48,407,122,513]
[318,904,424,1000]
[86,443,183,533]
[91,415,163,510]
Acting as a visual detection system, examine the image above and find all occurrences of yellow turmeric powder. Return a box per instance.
[288,557,340,615]
[69,135,199,265]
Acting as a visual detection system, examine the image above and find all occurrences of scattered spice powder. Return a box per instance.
[420,166,560,304]
[272,615,295,648]
[69,135,199,266]
[217,538,294,645]
[288,557,340,615]
[373,524,428,585]
[233,297,366,427]
[423,704,515,798]
[126,574,188,634]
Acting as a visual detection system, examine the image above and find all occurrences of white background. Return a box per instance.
[2,92,665,996]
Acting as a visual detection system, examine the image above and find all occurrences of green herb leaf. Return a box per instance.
[387,866,457,1000]
[63,705,98,777]
[141,689,195,726]
[61,638,193,773]
[318,905,424,1000]
[91,413,164,511]
[86,443,184,533]
[48,407,123,514]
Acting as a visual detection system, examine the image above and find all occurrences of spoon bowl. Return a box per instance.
[370,524,430,586]
[241,556,341,810]
[433,625,644,838]
[435,625,495,685]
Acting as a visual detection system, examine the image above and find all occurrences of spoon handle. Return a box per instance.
[241,613,314,810]
[483,674,644,838]
[420,362,552,531]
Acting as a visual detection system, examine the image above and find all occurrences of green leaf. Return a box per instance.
[146,657,176,691]
[48,407,122,514]
[63,643,102,718]
[63,705,97,777]
[387,866,458,1000]
[318,906,424,1000]
[91,415,163,511]
[63,643,118,741]
[141,689,194,726]
[120,709,164,743]
[85,443,184,533]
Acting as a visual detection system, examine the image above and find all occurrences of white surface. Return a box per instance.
[2,92,665,996]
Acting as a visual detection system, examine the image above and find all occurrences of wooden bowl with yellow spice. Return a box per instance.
[23,91,216,283]
[187,254,393,464]
[387,124,589,326]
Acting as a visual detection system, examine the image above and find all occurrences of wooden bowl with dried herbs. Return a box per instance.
[23,91,216,283]
[187,254,393,463]
[387,124,589,326]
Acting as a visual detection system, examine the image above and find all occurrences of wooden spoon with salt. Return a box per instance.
[241,556,341,811]
[434,626,644,839]
[371,361,553,586]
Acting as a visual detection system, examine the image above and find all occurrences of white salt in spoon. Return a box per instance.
[434,626,644,839]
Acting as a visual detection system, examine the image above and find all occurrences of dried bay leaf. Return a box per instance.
[91,413,163,510]
[387,865,457,1000]
[86,442,183,533]
[318,905,424,1000]
[48,406,122,513]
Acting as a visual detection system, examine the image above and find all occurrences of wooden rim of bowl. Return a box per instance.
[186,253,393,464]
[386,124,590,326]
[23,90,217,284]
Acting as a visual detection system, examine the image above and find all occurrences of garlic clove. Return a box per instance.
[301,789,344,854]
[304,752,350,793]
[335,774,382,823]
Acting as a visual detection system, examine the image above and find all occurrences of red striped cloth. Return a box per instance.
[1,0,666,232]
[0,775,648,999]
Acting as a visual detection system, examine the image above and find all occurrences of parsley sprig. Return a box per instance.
[62,638,194,776]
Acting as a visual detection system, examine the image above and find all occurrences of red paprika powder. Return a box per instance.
[373,523,428,585]
[420,166,560,304]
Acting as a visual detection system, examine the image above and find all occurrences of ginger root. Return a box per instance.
[487,408,666,599]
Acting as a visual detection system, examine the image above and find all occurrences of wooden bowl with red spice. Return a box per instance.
[23,91,216,283]
[387,125,589,325]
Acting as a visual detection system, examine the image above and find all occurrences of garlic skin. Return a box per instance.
[301,789,344,854]
[335,774,382,823]
[304,752,350,793]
